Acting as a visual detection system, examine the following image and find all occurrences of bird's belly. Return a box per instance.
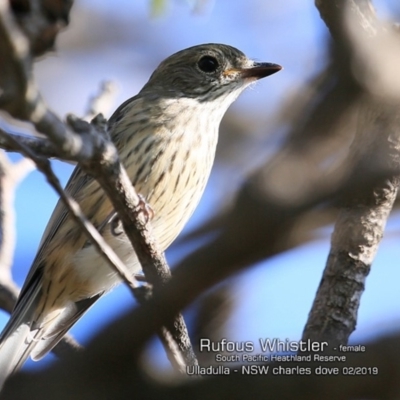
[143,150,212,250]
[73,182,207,295]
[150,178,207,250]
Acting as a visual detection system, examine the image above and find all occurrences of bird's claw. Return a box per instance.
[136,194,154,224]
[105,195,153,238]
[110,214,124,236]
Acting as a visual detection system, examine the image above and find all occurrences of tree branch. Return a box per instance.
[302,0,400,345]
[0,154,31,313]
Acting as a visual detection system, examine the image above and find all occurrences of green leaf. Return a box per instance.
[150,0,167,17]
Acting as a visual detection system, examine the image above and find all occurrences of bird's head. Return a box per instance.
[141,43,282,103]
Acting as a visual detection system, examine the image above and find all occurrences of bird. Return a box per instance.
[0,43,281,382]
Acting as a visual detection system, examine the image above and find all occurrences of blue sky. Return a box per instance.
[2,0,400,372]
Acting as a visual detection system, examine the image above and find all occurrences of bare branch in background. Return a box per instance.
[0,153,32,313]
[85,80,118,120]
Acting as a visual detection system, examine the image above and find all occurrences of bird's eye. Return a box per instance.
[198,56,219,73]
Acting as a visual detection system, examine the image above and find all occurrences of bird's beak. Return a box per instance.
[223,62,282,81]
[240,62,282,80]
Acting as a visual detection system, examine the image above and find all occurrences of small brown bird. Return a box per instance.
[0,43,281,381]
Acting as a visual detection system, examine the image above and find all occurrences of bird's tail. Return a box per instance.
[0,278,42,388]
[0,281,101,388]
[0,322,43,384]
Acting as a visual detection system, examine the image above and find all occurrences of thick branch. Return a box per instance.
[303,99,400,345]
[302,0,400,345]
